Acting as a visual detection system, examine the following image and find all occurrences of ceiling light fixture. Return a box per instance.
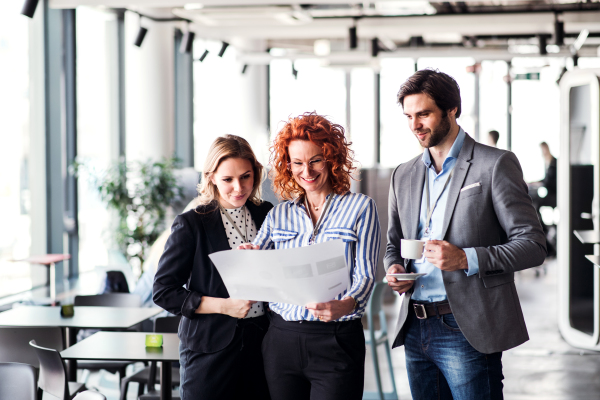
[349,26,358,50]
[184,3,204,10]
[371,38,380,57]
[218,42,229,57]
[134,15,148,47]
[538,35,548,56]
[554,14,564,47]
[179,25,195,54]
[198,49,209,62]
[20,0,39,18]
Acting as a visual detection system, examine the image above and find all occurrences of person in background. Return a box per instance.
[386,69,546,399]
[240,112,380,400]
[528,142,557,256]
[153,135,273,400]
[487,130,499,147]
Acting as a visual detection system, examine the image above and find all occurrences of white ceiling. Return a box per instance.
[50,0,491,7]
[48,0,600,59]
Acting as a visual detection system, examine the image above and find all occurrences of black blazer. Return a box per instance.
[153,200,273,354]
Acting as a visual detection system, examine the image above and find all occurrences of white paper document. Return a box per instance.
[209,239,350,306]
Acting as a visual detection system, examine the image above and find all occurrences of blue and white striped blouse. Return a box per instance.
[253,192,381,322]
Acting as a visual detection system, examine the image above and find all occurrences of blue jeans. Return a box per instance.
[404,309,504,400]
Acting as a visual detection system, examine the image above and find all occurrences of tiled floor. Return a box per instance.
[362,258,600,400]
[83,258,600,400]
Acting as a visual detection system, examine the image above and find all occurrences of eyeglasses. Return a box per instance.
[287,159,327,173]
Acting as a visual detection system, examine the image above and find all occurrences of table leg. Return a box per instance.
[50,262,56,302]
[65,327,78,382]
[160,361,172,400]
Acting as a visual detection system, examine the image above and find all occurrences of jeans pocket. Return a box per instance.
[440,314,462,333]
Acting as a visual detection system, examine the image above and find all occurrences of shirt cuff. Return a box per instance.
[463,248,479,276]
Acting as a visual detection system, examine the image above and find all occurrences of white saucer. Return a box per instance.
[385,273,427,281]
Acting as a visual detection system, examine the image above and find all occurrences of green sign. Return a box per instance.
[514,72,540,80]
[145,334,163,348]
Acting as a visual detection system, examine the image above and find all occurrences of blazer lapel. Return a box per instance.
[200,204,231,253]
[440,134,475,239]
[410,158,426,240]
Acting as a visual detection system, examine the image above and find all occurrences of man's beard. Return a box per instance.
[415,113,451,148]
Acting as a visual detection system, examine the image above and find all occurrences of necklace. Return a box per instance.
[218,204,248,243]
[308,196,327,211]
[304,193,334,245]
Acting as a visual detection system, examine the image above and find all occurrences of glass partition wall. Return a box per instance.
[76,7,116,274]
[0,3,33,297]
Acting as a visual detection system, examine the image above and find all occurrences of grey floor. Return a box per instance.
[81,258,600,400]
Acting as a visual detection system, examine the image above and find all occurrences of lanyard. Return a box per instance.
[424,165,455,235]
[305,194,334,245]
[219,204,248,243]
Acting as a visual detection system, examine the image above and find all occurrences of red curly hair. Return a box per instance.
[270,112,356,200]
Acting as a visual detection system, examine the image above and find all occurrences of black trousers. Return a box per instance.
[262,312,365,400]
[179,315,271,400]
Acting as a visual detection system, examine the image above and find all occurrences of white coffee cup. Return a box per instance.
[401,239,425,260]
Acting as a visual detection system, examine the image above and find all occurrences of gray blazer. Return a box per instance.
[385,133,546,354]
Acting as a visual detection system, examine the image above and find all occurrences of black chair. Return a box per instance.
[29,340,86,400]
[99,270,130,294]
[121,316,181,400]
[0,327,64,369]
[363,282,398,400]
[74,293,142,384]
[0,362,38,400]
[73,390,107,400]
[74,293,141,307]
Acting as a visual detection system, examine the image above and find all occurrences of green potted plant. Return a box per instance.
[75,157,183,274]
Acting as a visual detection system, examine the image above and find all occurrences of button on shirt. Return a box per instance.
[412,128,479,302]
[219,205,264,318]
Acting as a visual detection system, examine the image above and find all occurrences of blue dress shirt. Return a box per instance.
[411,128,479,302]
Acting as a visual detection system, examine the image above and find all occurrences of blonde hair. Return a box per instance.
[197,135,264,207]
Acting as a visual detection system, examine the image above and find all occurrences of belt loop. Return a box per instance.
[434,303,440,319]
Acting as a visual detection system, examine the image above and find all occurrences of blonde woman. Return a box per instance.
[153,135,273,400]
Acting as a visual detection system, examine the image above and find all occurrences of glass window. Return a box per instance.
[479,60,508,149]
[349,68,375,168]
[0,3,32,296]
[379,58,421,168]
[193,40,271,169]
[76,7,115,273]
[269,58,347,138]
[417,57,477,136]
[510,57,562,182]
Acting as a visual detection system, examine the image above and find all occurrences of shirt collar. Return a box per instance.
[291,192,340,207]
[421,127,466,169]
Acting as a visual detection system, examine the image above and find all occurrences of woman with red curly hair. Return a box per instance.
[241,112,381,399]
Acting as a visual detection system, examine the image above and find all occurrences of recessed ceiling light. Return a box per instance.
[184,3,203,10]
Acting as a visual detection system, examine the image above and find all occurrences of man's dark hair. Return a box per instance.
[488,130,500,144]
[397,69,462,118]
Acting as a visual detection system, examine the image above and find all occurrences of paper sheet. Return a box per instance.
[209,239,350,306]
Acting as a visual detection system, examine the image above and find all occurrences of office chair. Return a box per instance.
[29,340,86,400]
[74,293,142,384]
[363,282,399,400]
[74,293,141,307]
[0,362,38,400]
[0,327,64,368]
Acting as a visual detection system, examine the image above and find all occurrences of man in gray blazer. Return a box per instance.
[385,69,546,399]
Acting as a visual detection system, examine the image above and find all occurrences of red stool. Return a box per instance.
[11,254,71,303]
